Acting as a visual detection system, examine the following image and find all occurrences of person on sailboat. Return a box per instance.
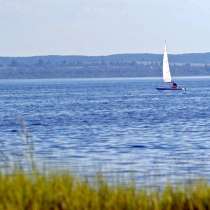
[171,81,177,89]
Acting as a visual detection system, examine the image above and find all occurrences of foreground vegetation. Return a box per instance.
[1,125,209,210]
[0,170,209,210]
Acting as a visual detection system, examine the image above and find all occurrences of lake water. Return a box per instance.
[0,77,210,185]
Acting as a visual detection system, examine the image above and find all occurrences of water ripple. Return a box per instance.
[0,78,210,185]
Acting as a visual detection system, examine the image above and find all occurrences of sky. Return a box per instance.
[0,0,210,56]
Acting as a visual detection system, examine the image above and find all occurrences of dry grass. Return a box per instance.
[0,170,209,210]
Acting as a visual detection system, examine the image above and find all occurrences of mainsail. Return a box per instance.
[163,43,172,83]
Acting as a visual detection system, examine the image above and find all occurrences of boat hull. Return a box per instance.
[156,87,185,91]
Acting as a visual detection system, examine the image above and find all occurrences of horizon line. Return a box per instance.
[1,51,210,58]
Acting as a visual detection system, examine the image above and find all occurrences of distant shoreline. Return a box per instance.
[0,53,209,79]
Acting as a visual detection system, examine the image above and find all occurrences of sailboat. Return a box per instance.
[156,42,185,91]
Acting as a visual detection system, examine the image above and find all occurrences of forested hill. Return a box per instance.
[0,53,210,79]
[1,52,210,63]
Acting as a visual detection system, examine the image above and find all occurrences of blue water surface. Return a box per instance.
[0,77,210,185]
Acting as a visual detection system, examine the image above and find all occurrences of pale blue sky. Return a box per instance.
[0,0,210,56]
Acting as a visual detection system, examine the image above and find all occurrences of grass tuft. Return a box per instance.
[0,170,208,210]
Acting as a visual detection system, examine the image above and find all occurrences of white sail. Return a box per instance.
[163,43,172,83]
